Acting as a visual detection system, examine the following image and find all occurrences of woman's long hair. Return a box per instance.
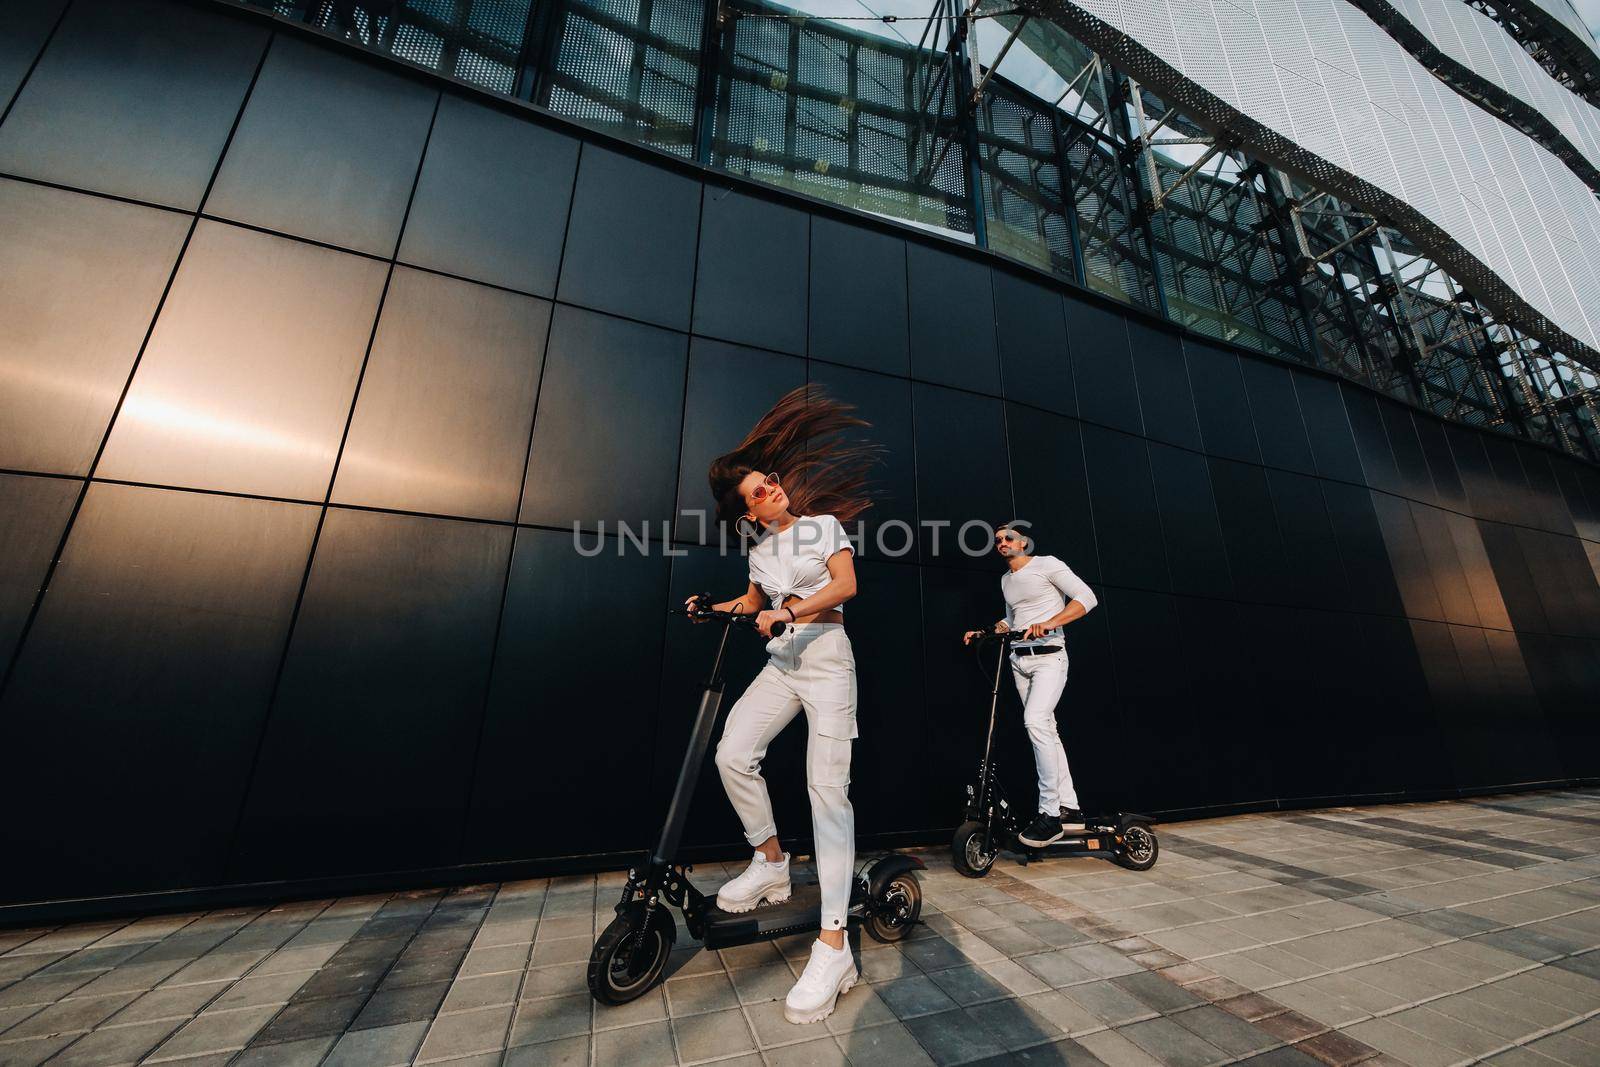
[708,385,880,527]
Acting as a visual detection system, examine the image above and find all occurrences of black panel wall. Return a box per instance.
[1,0,1598,916]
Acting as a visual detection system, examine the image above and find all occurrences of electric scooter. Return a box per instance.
[950,627,1159,878]
[588,601,925,1005]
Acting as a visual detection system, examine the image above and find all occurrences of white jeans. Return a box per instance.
[715,624,856,930]
[1010,649,1080,813]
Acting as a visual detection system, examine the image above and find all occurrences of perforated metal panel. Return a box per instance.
[536,0,704,155]
[1355,0,1600,190]
[299,0,532,93]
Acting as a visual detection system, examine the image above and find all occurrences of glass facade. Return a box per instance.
[238,0,1600,462]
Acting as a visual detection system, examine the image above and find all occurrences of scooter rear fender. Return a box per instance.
[866,854,926,899]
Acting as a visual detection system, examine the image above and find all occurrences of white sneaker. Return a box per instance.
[784,939,857,1024]
[716,852,792,913]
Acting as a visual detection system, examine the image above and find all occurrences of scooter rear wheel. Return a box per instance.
[1113,823,1159,871]
[864,872,922,943]
[951,820,997,878]
[589,905,676,1004]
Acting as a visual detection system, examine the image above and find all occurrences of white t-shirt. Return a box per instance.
[748,515,854,614]
[1001,555,1098,648]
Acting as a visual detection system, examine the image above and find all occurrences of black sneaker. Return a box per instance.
[1018,811,1064,847]
[1059,807,1086,832]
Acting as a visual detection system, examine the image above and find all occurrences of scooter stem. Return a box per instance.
[651,619,735,867]
[976,636,1007,819]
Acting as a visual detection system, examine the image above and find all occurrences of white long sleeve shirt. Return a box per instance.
[1000,555,1098,649]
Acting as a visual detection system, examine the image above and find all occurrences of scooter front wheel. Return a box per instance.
[951,820,997,878]
[588,904,676,1004]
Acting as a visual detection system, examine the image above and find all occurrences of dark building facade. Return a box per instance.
[1,0,1599,921]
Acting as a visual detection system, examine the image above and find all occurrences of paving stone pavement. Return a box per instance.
[3,790,1600,1066]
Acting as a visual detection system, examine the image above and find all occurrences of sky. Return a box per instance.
[1574,0,1600,40]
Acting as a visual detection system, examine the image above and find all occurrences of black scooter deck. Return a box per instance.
[701,885,825,949]
[1014,813,1152,861]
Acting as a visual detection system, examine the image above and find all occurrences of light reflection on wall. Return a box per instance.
[95,222,388,501]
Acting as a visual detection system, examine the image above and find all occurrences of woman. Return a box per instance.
[686,384,877,1025]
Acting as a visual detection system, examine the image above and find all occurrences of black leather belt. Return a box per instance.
[1011,645,1063,656]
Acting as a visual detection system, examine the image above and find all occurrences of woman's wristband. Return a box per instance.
[784,607,797,622]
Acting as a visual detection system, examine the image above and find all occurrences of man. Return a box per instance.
[963,522,1098,848]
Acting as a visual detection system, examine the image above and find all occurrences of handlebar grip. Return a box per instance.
[672,604,784,637]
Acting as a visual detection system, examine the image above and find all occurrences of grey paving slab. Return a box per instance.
[42,1018,185,1066]
[146,1004,280,1061]
[1059,979,1160,1027]
[729,961,802,1003]
[835,1020,937,1066]
[0,992,135,1040]
[502,1032,590,1066]
[321,1020,429,1067]
[591,1018,674,1064]
[0,1032,77,1066]
[878,975,962,1020]
[1525,1028,1600,1066]
[1112,970,1207,1014]
[1117,1016,1229,1067]
[822,983,896,1034]
[672,1006,756,1062]
[929,964,1017,1007]
[507,991,589,1046]
[232,1034,340,1066]
[413,1004,512,1063]
[905,1007,1013,1065]
[664,971,740,1018]
[1018,947,1100,988]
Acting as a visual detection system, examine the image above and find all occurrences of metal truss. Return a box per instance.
[1461,0,1600,105]
[1278,185,1600,459]
[1117,79,1311,358]
[1097,67,1599,458]
[991,19,1161,306]
[906,0,966,194]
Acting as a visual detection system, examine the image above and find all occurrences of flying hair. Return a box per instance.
[707,384,881,527]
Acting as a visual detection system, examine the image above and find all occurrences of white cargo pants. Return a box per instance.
[1010,649,1080,813]
[714,623,856,931]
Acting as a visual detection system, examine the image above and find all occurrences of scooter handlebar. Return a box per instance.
[967,626,1025,645]
[672,604,786,637]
